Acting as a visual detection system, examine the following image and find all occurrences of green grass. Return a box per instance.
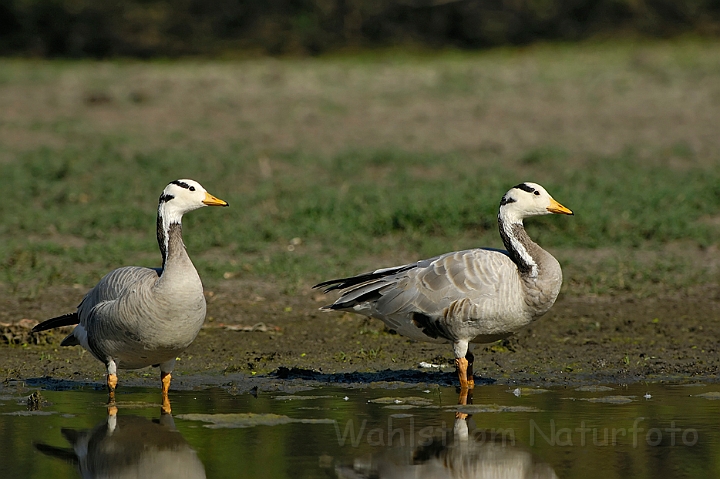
[2,39,720,297]
[2,144,719,297]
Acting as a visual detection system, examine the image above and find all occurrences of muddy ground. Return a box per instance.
[1,280,719,393]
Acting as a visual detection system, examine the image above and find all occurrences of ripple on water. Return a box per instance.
[111,401,162,409]
[452,404,541,414]
[389,413,414,418]
[575,385,614,392]
[581,396,635,404]
[693,391,720,400]
[272,395,333,401]
[3,410,56,416]
[176,412,336,429]
[368,397,434,406]
[509,387,549,396]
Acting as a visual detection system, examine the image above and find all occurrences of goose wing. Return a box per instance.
[317,249,524,342]
[318,248,519,318]
[32,266,161,334]
[77,266,162,318]
[65,266,161,350]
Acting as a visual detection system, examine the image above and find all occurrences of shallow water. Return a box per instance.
[2,381,720,478]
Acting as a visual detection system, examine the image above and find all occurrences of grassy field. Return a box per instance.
[1,38,720,301]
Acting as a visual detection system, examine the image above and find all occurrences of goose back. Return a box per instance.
[323,248,538,345]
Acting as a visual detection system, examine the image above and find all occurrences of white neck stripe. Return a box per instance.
[499,216,538,278]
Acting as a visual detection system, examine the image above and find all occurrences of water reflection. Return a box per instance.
[34,409,206,479]
[6,382,720,479]
[337,415,558,479]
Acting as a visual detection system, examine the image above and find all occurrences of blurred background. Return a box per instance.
[1,0,719,57]
[1,0,720,305]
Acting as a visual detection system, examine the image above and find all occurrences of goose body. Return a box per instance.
[32,179,228,408]
[315,182,572,389]
[70,263,204,370]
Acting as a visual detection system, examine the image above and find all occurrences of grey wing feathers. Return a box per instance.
[320,249,516,317]
[381,250,513,317]
[314,263,418,293]
[32,267,159,334]
[74,266,161,359]
[77,266,160,318]
[32,267,160,338]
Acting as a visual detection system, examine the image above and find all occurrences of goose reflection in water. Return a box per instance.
[35,410,206,479]
[336,415,558,479]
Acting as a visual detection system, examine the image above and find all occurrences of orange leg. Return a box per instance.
[161,371,172,414]
[107,373,118,402]
[455,357,469,390]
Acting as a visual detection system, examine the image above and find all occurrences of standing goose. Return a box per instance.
[32,179,228,411]
[314,182,572,390]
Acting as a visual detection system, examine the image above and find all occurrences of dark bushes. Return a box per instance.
[1,0,719,57]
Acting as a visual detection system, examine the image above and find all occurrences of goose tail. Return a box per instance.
[31,313,79,333]
[313,264,416,293]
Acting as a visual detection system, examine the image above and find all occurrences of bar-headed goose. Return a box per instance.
[32,179,228,411]
[314,182,572,390]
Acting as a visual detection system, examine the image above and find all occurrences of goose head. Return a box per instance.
[499,182,573,224]
[158,179,228,224]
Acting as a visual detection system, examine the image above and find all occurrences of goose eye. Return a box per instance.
[534,191,540,196]
[190,186,196,191]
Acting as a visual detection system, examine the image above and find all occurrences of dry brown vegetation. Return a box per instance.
[2,39,719,161]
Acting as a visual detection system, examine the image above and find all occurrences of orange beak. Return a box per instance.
[547,198,573,215]
[203,192,229,207]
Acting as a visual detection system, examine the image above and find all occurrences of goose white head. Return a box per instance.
[157,179,228,267]
[499,182,573,224]
[158,179,229,224]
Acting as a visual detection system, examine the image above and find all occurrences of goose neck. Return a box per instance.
[497,214,538,278]
[157,211,190,271]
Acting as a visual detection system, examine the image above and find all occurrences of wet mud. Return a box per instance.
[2,280,720,393]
